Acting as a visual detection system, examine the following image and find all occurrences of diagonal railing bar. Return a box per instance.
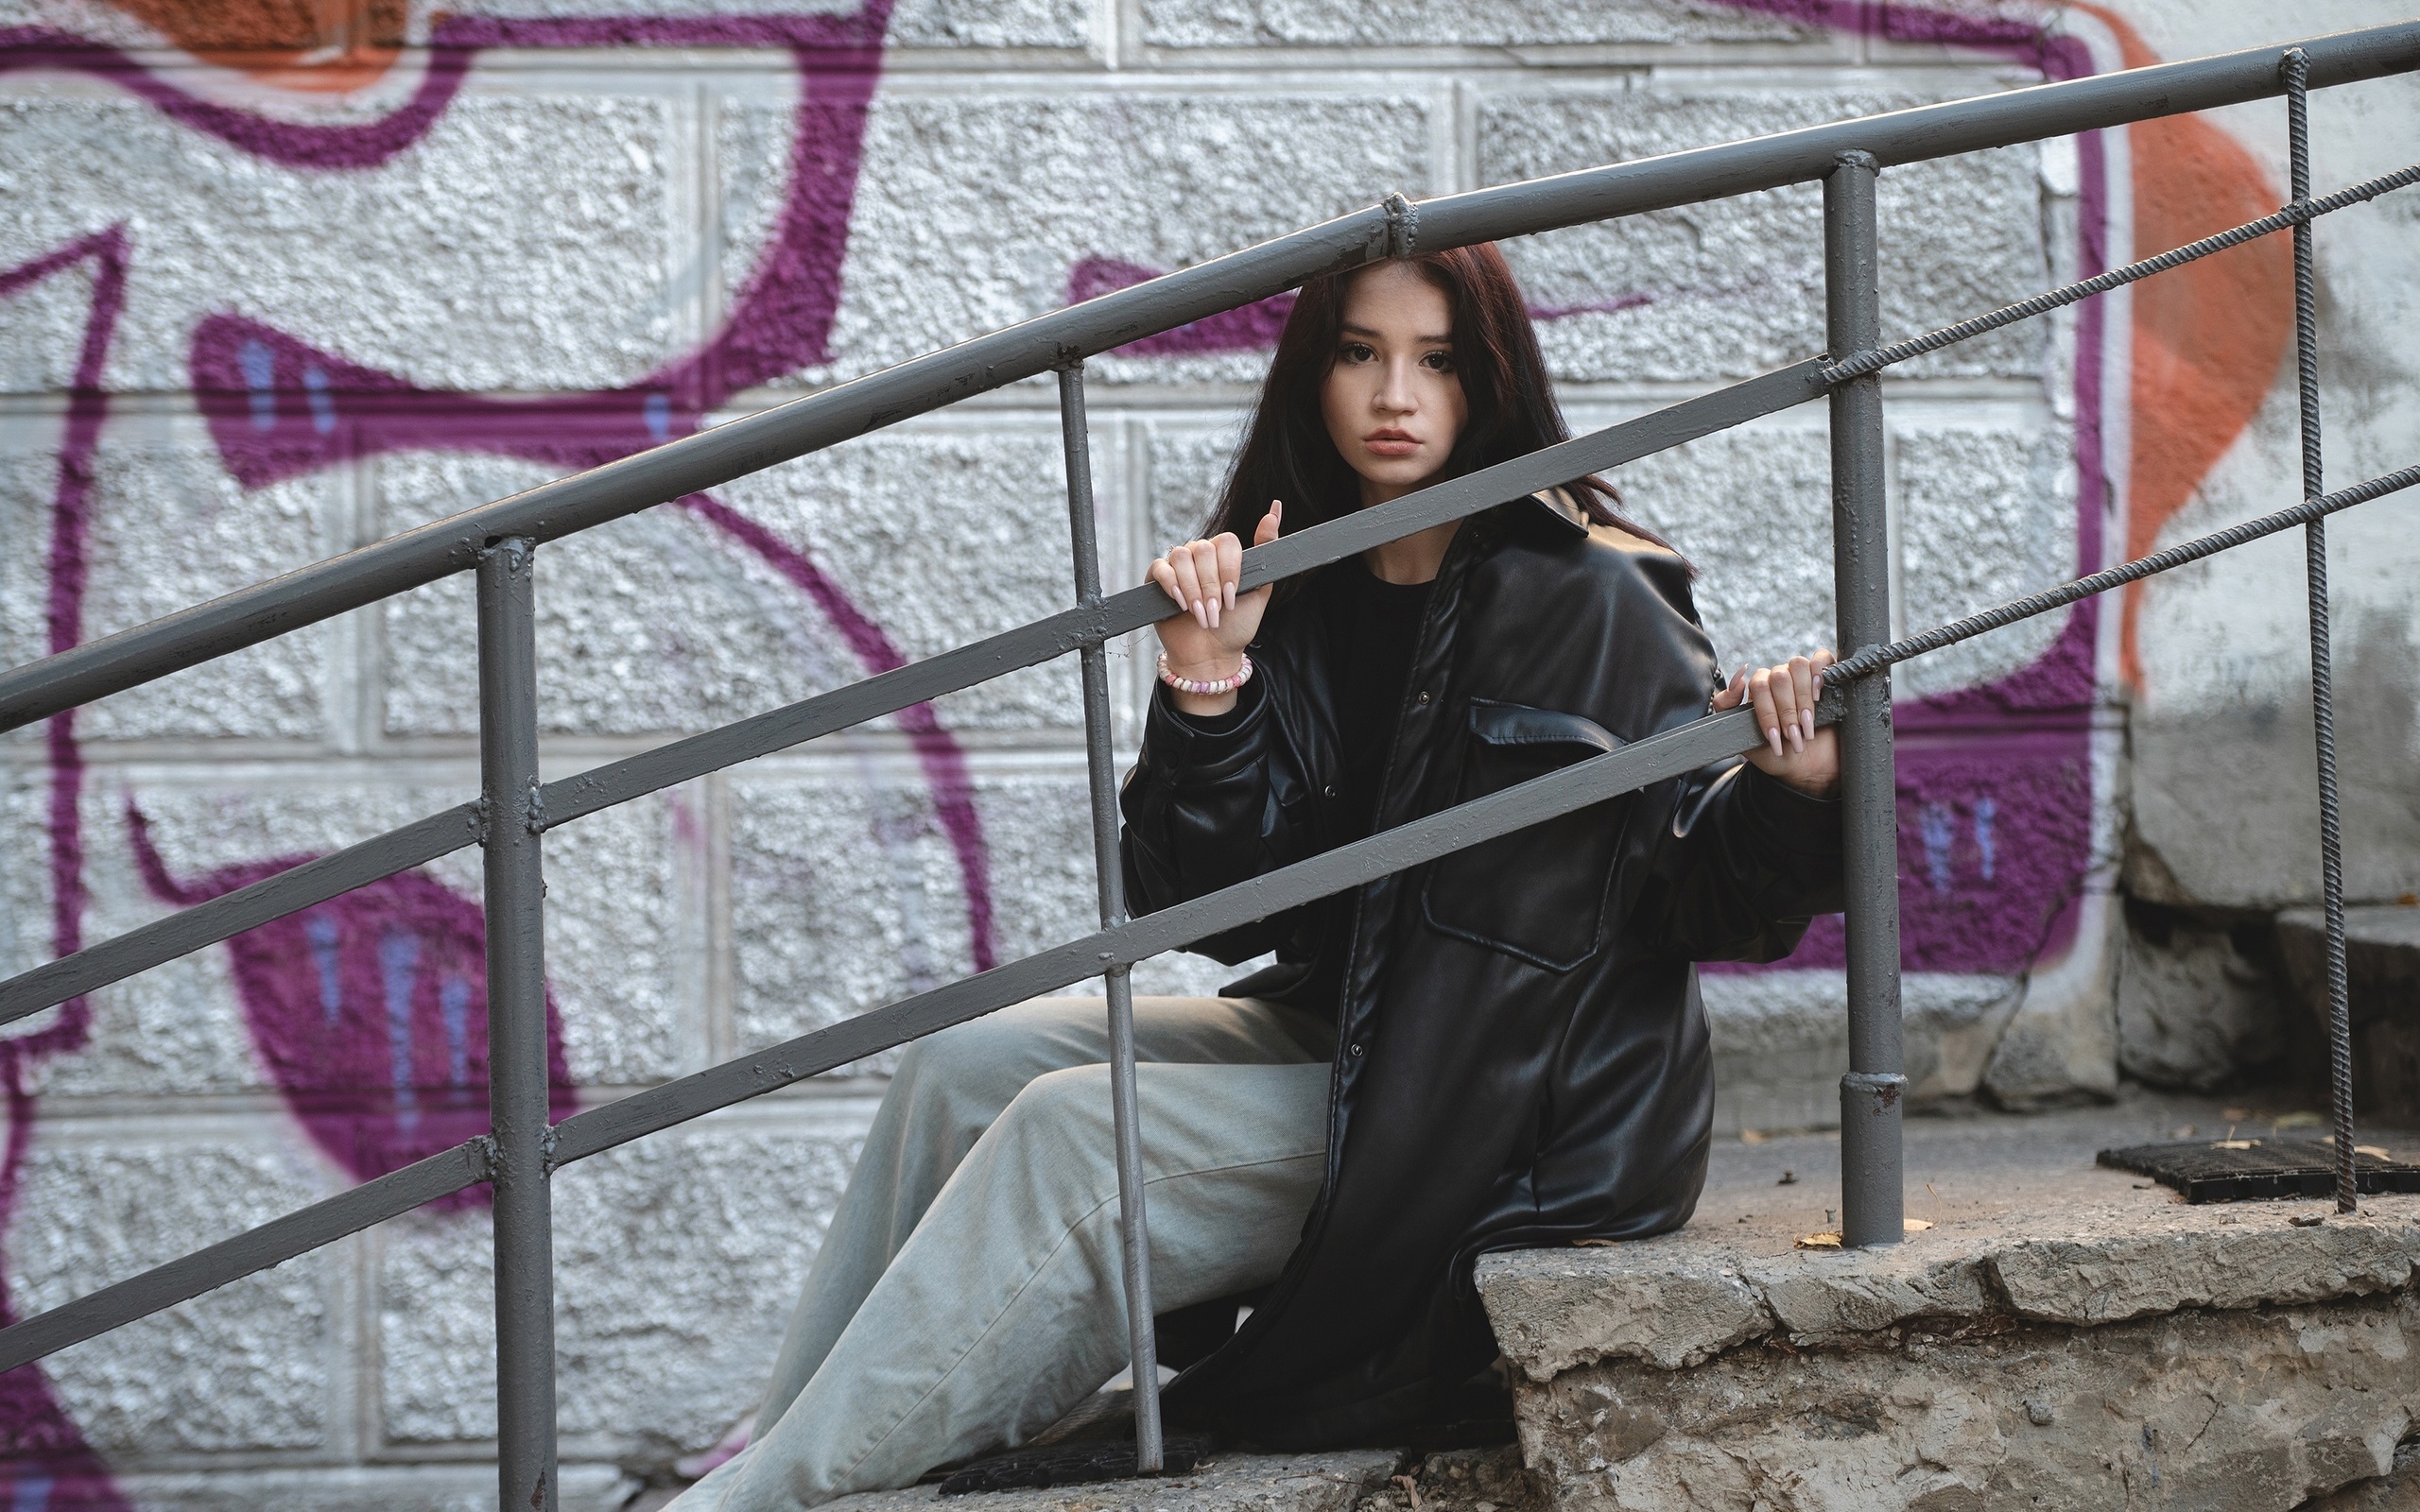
[0,360,1832,1029]
[11,127,2420,1031]
[1,22,2412,737]
[541,696,1787,1165]
[0,805,480,1027]
[1410,22,2420,251]
[6,447,2417,1383]
[16,150,2420,1035]
[0,700,1784,1375]
[538,362,1832,831]
[0,1141,490,1375]
[23,132,2420,1037]
[1824,158,2420,383]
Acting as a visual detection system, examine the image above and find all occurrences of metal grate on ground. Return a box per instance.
[2098,1140,2420,1204]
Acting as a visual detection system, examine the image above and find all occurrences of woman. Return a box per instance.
[670,245,1841,1511]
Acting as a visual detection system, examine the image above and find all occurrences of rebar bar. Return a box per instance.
[1824,157,2420,385]
[1825,464,2420,690]
[2283,49,2360,1215]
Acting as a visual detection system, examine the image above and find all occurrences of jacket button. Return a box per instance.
[1416,690,1431,705]
[1323,783,1336,799]
[1348,1042,1364,1057]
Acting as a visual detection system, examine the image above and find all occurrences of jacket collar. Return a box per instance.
[1526,486,1591,536]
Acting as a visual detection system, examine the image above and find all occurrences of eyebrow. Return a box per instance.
[1340,322,1453,345]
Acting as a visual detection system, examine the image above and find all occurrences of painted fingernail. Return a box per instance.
[1803,710,1816,741]
[1768,728,1783,757]
[1225,582,1236,610]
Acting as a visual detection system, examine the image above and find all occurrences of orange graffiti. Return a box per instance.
[103,0,402,91]
[2073,4,2293,686]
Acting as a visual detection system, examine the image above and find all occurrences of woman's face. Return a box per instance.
[1320,263,1468,507]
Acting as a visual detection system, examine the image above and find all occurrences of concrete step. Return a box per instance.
[1478,1092,2420,1511]
[826,1450,1391,1512]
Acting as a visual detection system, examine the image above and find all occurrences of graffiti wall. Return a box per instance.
[0,0,2414,1503]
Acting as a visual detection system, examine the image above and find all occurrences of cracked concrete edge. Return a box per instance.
[1476,1198,2420,1380]
[811,1449,1405,1512]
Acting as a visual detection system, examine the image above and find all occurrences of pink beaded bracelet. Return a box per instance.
[1157,651,1253,696]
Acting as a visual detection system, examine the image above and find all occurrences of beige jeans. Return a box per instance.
[666,995,1335,1512]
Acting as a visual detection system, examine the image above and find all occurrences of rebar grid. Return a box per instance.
[0,30,2412,1504]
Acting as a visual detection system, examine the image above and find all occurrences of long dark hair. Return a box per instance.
[1202,241,1678,570]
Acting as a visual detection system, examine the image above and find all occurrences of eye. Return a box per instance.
[1339,341,1376,364]
[1420,350,1455,372]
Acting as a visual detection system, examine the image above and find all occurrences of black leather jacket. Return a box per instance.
[1120,490,1845,1447]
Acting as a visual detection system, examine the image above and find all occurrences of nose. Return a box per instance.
[1374,355,1418,414]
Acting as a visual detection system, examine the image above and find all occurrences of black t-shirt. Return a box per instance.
[1166,558,1432,1014]
[1321,561,1434,842]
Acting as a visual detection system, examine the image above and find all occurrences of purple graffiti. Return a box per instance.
[126,806,579,1199]
[1758,731,2097,974]
[0,232,137,1512]
[1678,0,2109,979]
[1065,258,1300,357]
[174,0,997,971]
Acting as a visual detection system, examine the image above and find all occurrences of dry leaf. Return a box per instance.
[1904,1219,1933,1232]
[1795,1230,1842,1250]
[2320,1136,2394,1158]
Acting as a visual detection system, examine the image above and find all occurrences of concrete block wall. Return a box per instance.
[0,0,2414,1503]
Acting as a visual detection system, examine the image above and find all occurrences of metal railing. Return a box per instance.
[3,21,2417,1507]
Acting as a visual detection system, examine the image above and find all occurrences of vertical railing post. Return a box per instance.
[1055,363,1165,1470]
[2283,49,2359,1213]
[1824,151,1907,1248]
[478,536,561,1511]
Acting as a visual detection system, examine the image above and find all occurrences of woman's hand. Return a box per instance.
[1713,650,1841,799]
[1148,501,1282,716]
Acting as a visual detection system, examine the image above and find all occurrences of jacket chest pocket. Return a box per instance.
[1420,699,1630,971]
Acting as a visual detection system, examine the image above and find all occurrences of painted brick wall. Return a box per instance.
[0,0,2414,1503]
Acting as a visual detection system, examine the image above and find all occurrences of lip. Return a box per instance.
[1362,428,1421,457]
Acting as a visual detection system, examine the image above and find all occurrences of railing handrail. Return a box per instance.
[1,17,2414,734]
[12,130,2420,1034]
